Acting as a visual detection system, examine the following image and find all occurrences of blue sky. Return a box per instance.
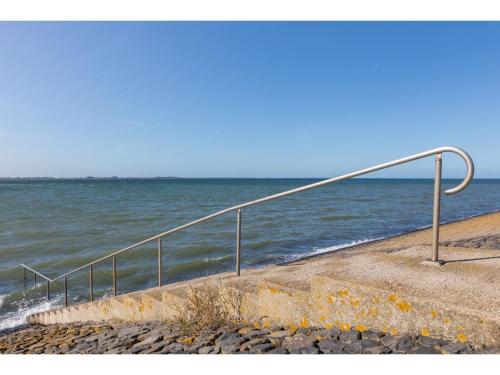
[0,22,499,178]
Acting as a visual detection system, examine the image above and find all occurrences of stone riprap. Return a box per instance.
[441,235,500,250]
[0,322,495,354]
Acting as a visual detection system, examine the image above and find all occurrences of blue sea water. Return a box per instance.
[0,178,499,329]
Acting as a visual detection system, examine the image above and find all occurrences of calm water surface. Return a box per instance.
[0,178,499,328]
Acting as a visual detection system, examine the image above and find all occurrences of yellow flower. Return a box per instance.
[396,301,412,313]
[388,294,398,302]
[337,289,349,297]
[355,324,368,332]
[350,298,361,307]
[457,333,468,343]
[340,322,351,332]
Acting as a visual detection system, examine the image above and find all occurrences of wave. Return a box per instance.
[0,295,62,331]
[282,237,382,264]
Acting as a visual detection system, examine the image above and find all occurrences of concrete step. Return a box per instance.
[254,278,314,328]
[312,272,499,347]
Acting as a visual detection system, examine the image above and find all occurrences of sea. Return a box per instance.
[1,178,499,329]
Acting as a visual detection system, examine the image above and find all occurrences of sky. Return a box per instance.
[0,22,499,178]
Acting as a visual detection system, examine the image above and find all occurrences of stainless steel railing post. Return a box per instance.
[64,277,68,307]
[34,272,37,286]
[89,265,94,302]
[432,153,443,262]
[158,238,162,287]
[46,280,50,301]
[236,209,241,276]
[112,256,117,296]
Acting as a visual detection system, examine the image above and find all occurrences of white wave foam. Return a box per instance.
[286,237,381,262]
[308,237,382,256]
[202,255,232,263]
[0,297,62,331]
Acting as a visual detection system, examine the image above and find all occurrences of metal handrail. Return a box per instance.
[18,146,474,307]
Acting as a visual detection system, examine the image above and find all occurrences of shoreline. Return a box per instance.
[2,211,499,354]
[2,208,499,332]
[283,207,500,265]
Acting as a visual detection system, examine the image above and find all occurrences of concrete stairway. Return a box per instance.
[27,212,500,349]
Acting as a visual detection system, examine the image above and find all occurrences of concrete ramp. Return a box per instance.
[27,211,500,349]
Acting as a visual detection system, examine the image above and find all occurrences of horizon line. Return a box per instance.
[1,176,499,180]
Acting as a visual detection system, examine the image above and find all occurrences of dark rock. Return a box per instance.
[216,330,239,341]
[182,346,200,354]
[139,342,167,354]
[240,337,270,351]
[314,328,341,340]
[318,338,344,354]
[117,326,144,339]
[440,343,473,354]
[83,334,100,343]
[394,335,415,353]
[220,344,240,354]
[216,335,247,350]
[160,342,185,353]
[289,346,319,354]
[359,339,378,348]
[97,331,118,342]
[268,330,289,346]
[244,330,269,339]
[295,328,314,335]
[215,332,242,345]
[104,347,126,354]
[131,344,148,354]
[418,336,448,348]
[136,334,162,346]
[268,330,290,338]
[194,332,219,345]
[410,345,441,354]
[364,345,391,354]
[198,346,216,354]
[361,330,383,342]
[344,342,364,354]
[282,334,316,351]
[340,330,361,344]
[249,343,275,353]
[380,334,398,350]
[267,347,288,354]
